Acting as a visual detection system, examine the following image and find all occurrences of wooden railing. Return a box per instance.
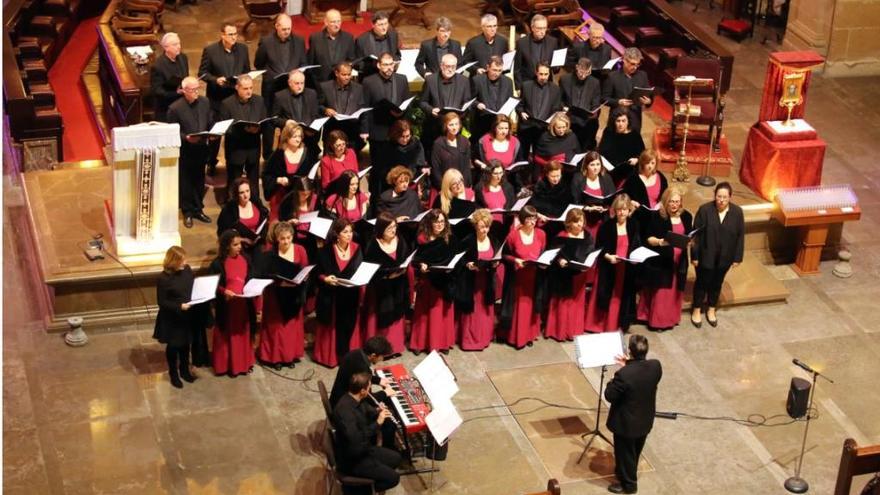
[834,438,880,495]
[96,0,151,128]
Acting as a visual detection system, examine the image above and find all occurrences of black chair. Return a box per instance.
[322,425,377,495]
[318,379,333,421]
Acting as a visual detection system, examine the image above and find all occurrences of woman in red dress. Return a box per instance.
[256,222,310,368]
[314,218,363,367]
[623,149,668,212]
[475,160,516,234]
[324,169,370,222]
[546,208,594,341]
[216,178,269,254]
[637,185,692,331]
[571,151,617,241]
[319,129,359,191]
[500,206,547,348]
[262,122,316,221]
[584,194,642,333]
[475,115,524,181]
[457,209,501,350]
[410,209,458,353]
[211,230,259,377]
[362,212,411,355]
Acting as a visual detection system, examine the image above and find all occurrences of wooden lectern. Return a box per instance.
[111,123,182,261]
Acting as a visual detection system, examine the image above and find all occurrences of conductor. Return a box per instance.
[604,334,662,494]
[332,371,403,494]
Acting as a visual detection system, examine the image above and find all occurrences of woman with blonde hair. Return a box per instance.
[546,208,594,341]
[262,122,316,221]
[637,185,692,331]
[457,208,502,350]
[584,194,642,332]
[434,168,475,216]
[534,112,579,170]
[153,246,209,388]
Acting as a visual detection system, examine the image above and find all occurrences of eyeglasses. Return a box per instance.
[182,87,200,93]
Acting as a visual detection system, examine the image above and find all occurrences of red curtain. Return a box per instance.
[758,51,825,122]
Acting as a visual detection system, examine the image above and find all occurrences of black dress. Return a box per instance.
[598,129,646,184]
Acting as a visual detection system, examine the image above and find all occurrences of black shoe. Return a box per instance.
[180,371,197,383]
[690,315,702,328]
[707,316,718,327]
[608,483,637,494]
[184,216,193,228]
[170,376,183,389]
[195,212,212,223]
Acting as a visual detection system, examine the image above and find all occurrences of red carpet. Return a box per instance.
[653,127,734,177]
[48,17,105,162]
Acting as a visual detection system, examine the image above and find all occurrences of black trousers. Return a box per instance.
[165,345,190,381]
[571,118,599,152]
[179,145,209,216]
[692,264,731,308]
[345,446,402,494]
[224,151,261,202]
[613,433,647,492]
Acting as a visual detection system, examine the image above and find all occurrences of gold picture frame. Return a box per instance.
[779,71,806,125]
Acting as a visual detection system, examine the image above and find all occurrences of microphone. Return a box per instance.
[792,359,816,374]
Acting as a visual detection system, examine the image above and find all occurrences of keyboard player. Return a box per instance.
[330,336,402,451]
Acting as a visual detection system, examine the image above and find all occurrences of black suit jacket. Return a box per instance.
[560,73,602,127]
[307,29,357,82]
[198,42,251,106]
[332,393,381,471]
[167,96,213,143]
[414,38,463,78]
[318,80,365,116]
[362,73,410,141]
[605,358,662,438]
[692,202,745,269]
[271,87,320,128]
[219,95,266,164]
[355,30,401,77]
[514,35,559,88]
[329,349,384,407]
[471,73,514,112]
[602,69,652,122]
[517,80,562,131]
[150,53,189,121]
[566,40,612,70]
[462,34,509,75]
[418,73,472,114]
[254,33,307,96]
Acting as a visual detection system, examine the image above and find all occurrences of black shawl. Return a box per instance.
[315,243,363,334]
[534,131,579,161]
[474,181,516,210]
[413,234,457,300]
[254,248,309,320]
[216,199,269,238]
[375,188,422,220]
[598,129,645,184]
[594,218,641,329]
[454,234,501,313]
[548,232,594,297]
[531,177,573,218]
[363,237,412,328]
[262,147,318,200]
[640,210,693,291]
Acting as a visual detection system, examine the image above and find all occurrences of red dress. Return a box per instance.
[646,176,662,209]
[239,204,260,233]
[213,255,256,376]
[480,134,519,169]
[325,192,368,222]
[320,149,359,190]
[583,182,604,241]
[637,222,685,328]
[258,245,308,365]
[313,245,361,367]
[459,243,496,350]
[584,232,628,332]
[268,156,301,222]
[482,186,507,223]
[504,228,546,348]
[409,237,457,352]
[545,233,590,341]
[362,250,406,355]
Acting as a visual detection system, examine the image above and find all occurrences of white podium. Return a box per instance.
[111,123,182,261]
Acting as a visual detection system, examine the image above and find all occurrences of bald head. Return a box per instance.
[275,14,292,40]
[440,53,458,79]
[325,9,342,35]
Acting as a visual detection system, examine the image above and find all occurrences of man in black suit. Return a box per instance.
[332,371,402,495]
[602,47,652,132]
[150,32,188,122]
[517,61,562,156]
[471,55,514,144]
[690,182,744,328]
[604,334,662,494]
[307,9,356,84]
[462,14,509,77]
[566,22,612,73]
[419,53,472,157]
[514,14,558,89]
[560,58,602,151]
[414,17,462,79]
[199,23,251,174]
[270,70,321,159]
[254,13,306,113]
[329,336,394,407]
[362,52,411,195]
[219,75,265,201]
[167,76,214,228]
[354,11,400,80]
[320,61,367,152]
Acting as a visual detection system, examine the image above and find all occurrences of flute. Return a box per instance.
[367,392,401,428]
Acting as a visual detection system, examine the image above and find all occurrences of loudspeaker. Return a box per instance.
[786,377,811,419]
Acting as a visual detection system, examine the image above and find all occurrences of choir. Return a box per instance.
[153,11,748,382]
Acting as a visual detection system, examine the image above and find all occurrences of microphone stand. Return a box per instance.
[577,364,614,464]
[784,365,834,493]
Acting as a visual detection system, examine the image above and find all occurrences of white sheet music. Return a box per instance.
[511,196,530,211]
[298,211,319,222]
[502,51,515,72]
[245,69,266,79]
[335,262,381,287]
[569,248,602,269]
[308,216,333,239]
[600,155,615,172]
[308,117,329,131]
[603,57,621,70]
[551,48,567,67]
[306,160,321,180]
[208,119,233,135]
[357,166,372,179]
[487,97,520,116]
[431,251,466,271]
[425,398,462,446]
[188,275,219,304]
[574,331,624,368]
[535,248,561,265]
[398,48,422,82]
[413,351,459,403]
[291,264,315,285]
[550,204,585,221]
[455,61,478,74]
[398,96,415,112]
[239,278,273,298]
[619,246,659,264]
[334,108,372,120]
[398,250,417,269]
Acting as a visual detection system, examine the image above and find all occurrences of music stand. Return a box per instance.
[573,332,625,464]
[414,351,461,492]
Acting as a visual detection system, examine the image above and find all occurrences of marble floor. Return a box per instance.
[4,1,880,494]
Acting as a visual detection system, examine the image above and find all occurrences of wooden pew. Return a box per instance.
[834,438,880,495]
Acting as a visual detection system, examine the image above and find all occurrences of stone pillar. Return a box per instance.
[784,0,880,77]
